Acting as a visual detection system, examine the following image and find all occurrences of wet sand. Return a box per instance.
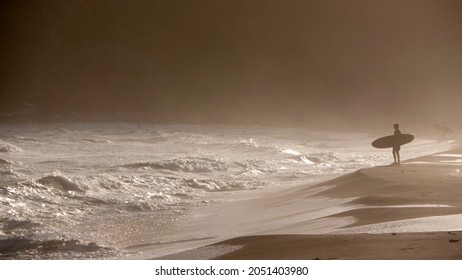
[151,146,462,260]
[212,231,462,260]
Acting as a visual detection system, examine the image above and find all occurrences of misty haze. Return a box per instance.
[1,0,462,260]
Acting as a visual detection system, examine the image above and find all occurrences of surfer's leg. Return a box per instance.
[392,146,400,164]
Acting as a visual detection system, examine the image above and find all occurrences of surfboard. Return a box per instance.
[371,134,414,148]
[434,125,454,133]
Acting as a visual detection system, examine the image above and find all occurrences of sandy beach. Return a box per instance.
[152,144,462,260]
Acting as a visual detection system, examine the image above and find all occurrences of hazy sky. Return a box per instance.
[1,0,462,127]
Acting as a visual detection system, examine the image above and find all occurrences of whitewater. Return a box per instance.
[0,122,452,259]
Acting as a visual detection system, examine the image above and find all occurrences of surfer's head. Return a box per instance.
[394,124,399,129]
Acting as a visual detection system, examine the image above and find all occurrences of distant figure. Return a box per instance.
[441,122,448,140]
[434,122,453,140]
[393,124,401,164]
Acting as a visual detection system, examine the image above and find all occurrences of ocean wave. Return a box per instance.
[280,151,335,165]
[240,169,265,177]
[185,178,263,191]
[37,174,86,192]
[121,157,229,173]
[10,136,41,143]
[0,159,24,182]
[80,138,112,144]
[50,127,72,134]
[280,148,301,156]
[0,159,14,165]
[0,175,158,233]
[0,142,22,153]
[0,237,113,259]
[299,156,316,164]
[237,138,258,148]
[0,218,41,234]
[231,139,279,155]
[0,168,24,180]
[2,170,264,227]
[306,152,339,164]
[5,173,198,216]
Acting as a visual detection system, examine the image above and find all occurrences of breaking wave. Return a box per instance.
[0,237,114,259]
[0,142,22,153]
[121,157,229,173]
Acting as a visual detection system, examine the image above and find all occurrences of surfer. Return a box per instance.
[393,124,401,164]
[436,122,451,140]
[371,125,414,164]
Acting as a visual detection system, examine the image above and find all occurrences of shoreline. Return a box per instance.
[151,144,462,260]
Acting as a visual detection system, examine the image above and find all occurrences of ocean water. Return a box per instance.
[0,122,450,259]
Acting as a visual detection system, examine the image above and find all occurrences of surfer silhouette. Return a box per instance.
[371,124,414,164]
[393,124,401,164]
[435,122,452,140]
[441,123,448,139]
